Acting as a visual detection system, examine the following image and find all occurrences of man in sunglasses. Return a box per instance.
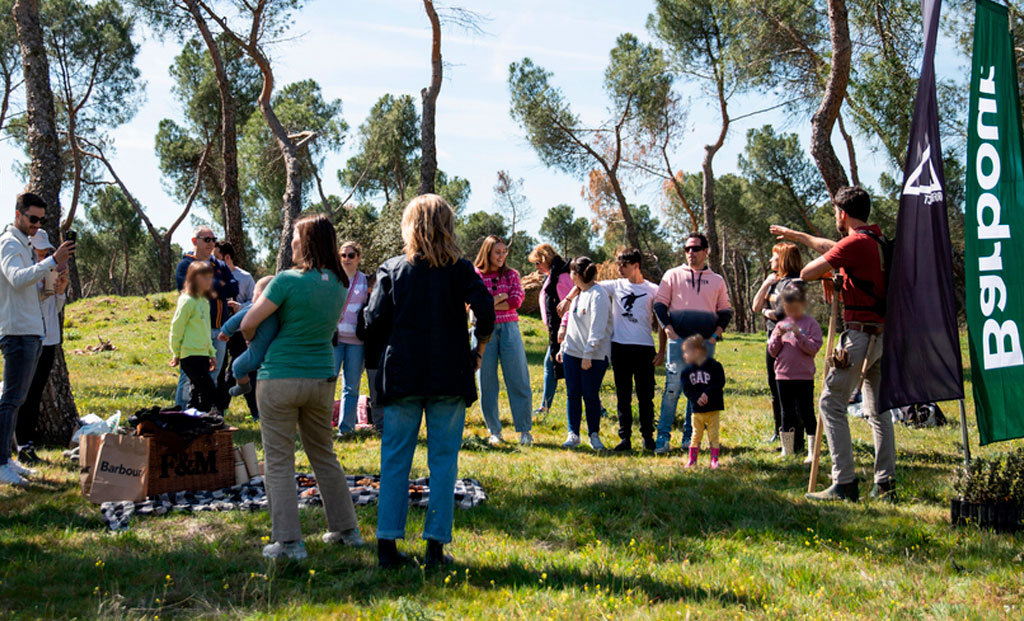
[0,193,75,486]
[652,233,733,455]
[173,225,238,410]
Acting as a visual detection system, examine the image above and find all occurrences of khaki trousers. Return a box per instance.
[690,411,721,449]
[818,330,895,485]
[257,377,358,543]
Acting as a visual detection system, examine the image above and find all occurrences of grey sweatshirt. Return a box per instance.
[559,283,614,361]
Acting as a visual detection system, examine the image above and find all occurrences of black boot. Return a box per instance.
[377,539,410,570]
[806,479,860,502]
[612,439,632,452]
[643,436,656,451]
[869,480,898,504]
[425,539,453,568]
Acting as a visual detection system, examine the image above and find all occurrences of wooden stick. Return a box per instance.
[808,279,840,493]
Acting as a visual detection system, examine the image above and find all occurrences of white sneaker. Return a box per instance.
[589,433,606,451]
[561,432,581,448]
[322,528,363,547]
[0,464,28,487]
[9,458,36,477]
[519,432,533,446]
[487,434,503,446]
[262,540,307,560]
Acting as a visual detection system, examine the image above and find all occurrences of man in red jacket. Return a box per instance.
[771,186,896,503]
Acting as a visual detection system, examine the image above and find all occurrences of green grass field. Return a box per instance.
[1,293,1022,619]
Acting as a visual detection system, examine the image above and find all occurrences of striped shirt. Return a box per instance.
[475,268,524,324]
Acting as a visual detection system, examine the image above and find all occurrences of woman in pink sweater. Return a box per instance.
[474,236,534,446]
[767,281,822,461]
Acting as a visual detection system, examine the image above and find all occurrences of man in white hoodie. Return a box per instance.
[652,233,733,454]
[0,193,75,486]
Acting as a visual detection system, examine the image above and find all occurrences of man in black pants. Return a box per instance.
[558,249,666,450]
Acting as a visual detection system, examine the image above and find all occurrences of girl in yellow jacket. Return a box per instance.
[169,262,217,411]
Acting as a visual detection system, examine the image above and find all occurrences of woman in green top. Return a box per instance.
[241,214,362,561]
[168,262,217,411]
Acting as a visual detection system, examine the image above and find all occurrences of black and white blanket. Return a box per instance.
[100,474,487,531]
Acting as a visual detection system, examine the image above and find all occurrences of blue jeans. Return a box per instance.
[541,344,559,409]
[657,338,716,449]
[562,354,609,436]
[477,322,533,435]
[176,329,227,409]
[0,336,43,465]
[333,342,365,433]
[377,396,466,543]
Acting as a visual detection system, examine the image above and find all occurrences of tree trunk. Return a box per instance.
[810,0,853,197]
[35,347,78,445]
[187,0,247,268]
[702,151,722,275]
[418,0,442,195]
[609,177,642,251]
[158,240,173,292]
[702,78,729,275]
[254,82,301,271]
[67,255,81,300]
[13,0,79,445]
[837,111,860,187]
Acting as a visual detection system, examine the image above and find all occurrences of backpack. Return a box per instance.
[844,228,894,317]
[895,402,947,428]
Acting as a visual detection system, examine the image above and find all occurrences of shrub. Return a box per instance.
[953,449,1024,504]
[152,296,172,311]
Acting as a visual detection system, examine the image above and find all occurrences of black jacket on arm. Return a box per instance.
[363,255,495,406]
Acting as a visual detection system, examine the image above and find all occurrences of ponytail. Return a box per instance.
[570,256,597,284]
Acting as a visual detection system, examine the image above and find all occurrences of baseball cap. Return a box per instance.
[30,230,55,251]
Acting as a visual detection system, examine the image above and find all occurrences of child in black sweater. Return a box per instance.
[681,334,726,468]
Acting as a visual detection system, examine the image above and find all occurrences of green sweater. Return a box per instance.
[169,294,217,359]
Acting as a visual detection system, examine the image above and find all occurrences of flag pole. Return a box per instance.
[958,399,971,464]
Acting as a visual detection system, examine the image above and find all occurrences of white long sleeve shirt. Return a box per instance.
[560,283,614,361]
[0,225,56,338]
[40,284,66,346]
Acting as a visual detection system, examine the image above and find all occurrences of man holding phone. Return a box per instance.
[0,193,75,486]
[173,225,238,409]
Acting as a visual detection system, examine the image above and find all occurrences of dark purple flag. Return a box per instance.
[879,0,965,410]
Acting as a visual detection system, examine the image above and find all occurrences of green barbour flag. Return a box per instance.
[966,0,1024,444]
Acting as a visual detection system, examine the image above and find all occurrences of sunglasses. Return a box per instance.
[685,246,706,253]
[341,252,359,259]
[24,214,46,225]
[197,236,216,243]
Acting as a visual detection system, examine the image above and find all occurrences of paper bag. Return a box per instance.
[78,434,103,495]
[88,434,150,504]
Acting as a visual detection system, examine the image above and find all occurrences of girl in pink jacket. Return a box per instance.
[767,281,822,461]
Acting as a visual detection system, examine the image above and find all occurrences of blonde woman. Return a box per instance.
[364,194,495,569]
[473,235,533,446]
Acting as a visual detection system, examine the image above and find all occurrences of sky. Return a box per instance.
[0,0,970,259]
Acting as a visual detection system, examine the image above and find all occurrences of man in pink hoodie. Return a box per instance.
[653,233,733,453]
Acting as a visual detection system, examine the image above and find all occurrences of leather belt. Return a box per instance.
[847,322,883,335]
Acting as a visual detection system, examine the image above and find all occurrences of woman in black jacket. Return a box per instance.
[364,194,495,569]
[528,243,573,418]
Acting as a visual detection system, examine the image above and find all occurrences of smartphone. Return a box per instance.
[65,230,77,244]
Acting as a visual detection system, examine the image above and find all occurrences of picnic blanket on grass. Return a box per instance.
[100,474,487,531]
